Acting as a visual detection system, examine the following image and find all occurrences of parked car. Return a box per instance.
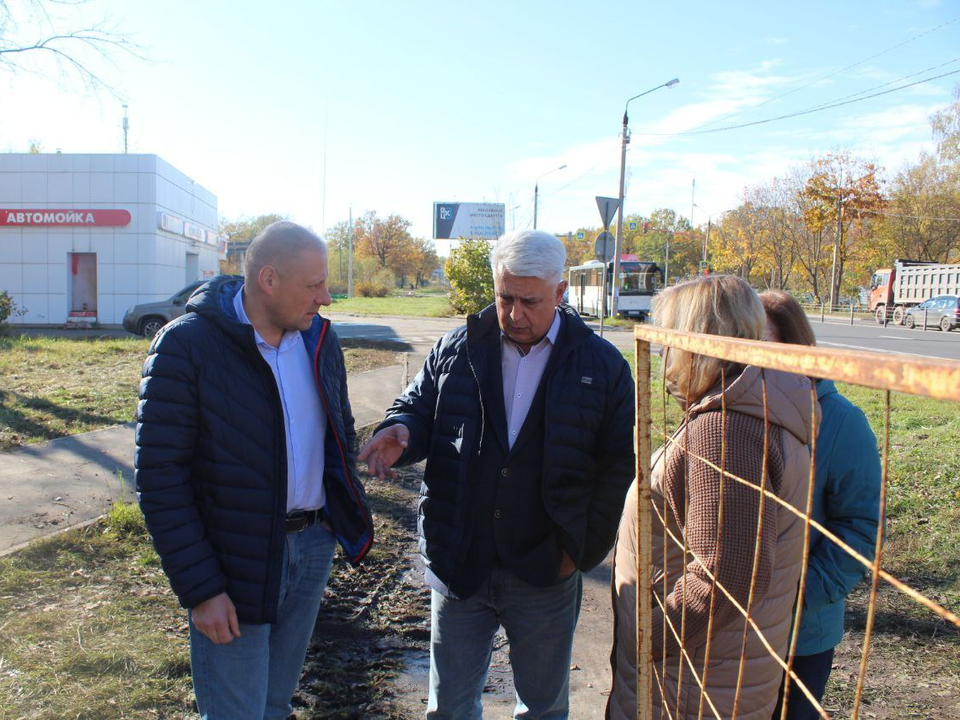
[122,280,205,338]
[903,294,960,332]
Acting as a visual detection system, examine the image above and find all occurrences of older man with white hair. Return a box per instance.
[360,230,635,718]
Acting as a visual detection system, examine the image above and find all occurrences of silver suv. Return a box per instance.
[122,280,205,338]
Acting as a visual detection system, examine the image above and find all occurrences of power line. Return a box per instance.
[692,14,960,132]
[635,67,960,137]
[792,56,960,114]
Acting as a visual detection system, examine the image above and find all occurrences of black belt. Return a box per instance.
[285,507,330,534]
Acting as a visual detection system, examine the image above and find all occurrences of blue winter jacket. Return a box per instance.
[135,277,373,624]
[795,379,882,656]
[377,303,635,593]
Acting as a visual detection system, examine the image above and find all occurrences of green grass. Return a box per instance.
[0,335,405,451]
[327,294,456,317]
[0,335,150,451]
[0,503,195,719]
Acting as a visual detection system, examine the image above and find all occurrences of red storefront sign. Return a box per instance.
[0,209,132,227]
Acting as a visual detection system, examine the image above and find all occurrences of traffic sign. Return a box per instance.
[595,196,620,230]
[629,221,638,230]
[576,231,585,240]
[594,231,615,263]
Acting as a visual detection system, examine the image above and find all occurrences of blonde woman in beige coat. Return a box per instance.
[608,275,817,720]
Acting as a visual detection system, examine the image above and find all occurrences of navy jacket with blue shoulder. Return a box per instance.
[377,303,635,592]
[135,276,373,624]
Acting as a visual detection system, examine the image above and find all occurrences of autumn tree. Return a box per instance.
[324,220,353,289]
[561,229,597,269]
[878,87,960,264]
[395,237,440,289]
[219,213,287,274]
[802,151,884,306]
[353,211,414,271]
[711,203,766,284]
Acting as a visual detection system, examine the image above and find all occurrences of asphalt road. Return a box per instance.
[17,312,957,361]
[328,312,960,362]
[809,316,960,361]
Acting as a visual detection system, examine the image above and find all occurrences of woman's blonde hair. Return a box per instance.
[652,274,765,401]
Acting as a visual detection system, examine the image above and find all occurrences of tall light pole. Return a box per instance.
[693,202,713,272]
[533,164,567,229]
[613,78,679,316]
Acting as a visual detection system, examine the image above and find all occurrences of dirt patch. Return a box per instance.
[820,582,960,718]
[292,465,432,718]
[340,339,410,375]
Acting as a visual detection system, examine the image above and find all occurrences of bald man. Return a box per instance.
[135,221,373,719]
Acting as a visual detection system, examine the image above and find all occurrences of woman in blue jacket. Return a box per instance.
[760,291,882,720]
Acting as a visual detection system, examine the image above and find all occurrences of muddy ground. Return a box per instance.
[290,465,959,719]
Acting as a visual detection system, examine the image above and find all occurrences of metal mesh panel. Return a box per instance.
[632,326,960,719]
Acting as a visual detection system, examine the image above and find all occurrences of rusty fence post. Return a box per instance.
[635,333,653,720]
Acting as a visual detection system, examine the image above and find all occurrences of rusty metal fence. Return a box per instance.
[632,325,960,719]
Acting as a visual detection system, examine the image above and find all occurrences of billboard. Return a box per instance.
[433,202,505,240]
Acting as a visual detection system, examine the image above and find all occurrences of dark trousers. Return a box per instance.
[771,648,835,720]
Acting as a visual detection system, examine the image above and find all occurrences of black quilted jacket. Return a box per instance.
[135,277,373,623]
[378,303,635,590]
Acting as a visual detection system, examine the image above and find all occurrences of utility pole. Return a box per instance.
[703,219,711,269]
[613,112,629,318]
[533,183,539,229]
[347,205,354,298]
[122,105,129,154]
[690,178,695,238]
[664,227,671,286]
[829,193,843,311]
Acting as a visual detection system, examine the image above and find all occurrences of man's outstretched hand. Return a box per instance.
[358,424,410,480]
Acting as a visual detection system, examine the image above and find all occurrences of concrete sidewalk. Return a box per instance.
[0,363,406,555]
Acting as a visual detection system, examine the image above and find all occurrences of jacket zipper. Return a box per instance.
[465,318,486,454]
[313,320,373,563]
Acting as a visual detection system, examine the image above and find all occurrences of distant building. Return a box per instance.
[220,239,251,276]
[0,153,223,326]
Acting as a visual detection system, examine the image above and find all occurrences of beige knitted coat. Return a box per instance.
[608,366,816,720]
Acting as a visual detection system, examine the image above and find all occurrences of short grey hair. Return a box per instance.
[491,230,566,284]
[244,220,326,280]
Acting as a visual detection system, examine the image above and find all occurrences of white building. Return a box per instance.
[0,153,222,326]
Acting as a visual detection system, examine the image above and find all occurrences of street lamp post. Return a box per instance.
[693,202,713,273]
[613,78,679,316]
[533,164,567,230]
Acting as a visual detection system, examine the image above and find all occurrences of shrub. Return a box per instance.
[0,291,26,330]
[355,281,391,297]
[445,238,494,314]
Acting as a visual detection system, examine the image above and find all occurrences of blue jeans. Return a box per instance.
[771,648,835,720]
[427,565,583,719]
[189,522,336,720]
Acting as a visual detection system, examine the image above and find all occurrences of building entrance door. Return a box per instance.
[69,253,98,315]
[186,252,200,284]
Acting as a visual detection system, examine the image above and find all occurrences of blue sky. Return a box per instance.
[2,0,957,253]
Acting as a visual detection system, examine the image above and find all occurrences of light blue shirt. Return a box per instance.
[234,287,326,513]
[501,309,561,449]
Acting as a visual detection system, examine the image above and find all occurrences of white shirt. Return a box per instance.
[501,309,561,449]
[234,287,326,513]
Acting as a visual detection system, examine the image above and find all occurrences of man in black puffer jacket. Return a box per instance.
[360,230,635,718]
[135,221,373,720]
